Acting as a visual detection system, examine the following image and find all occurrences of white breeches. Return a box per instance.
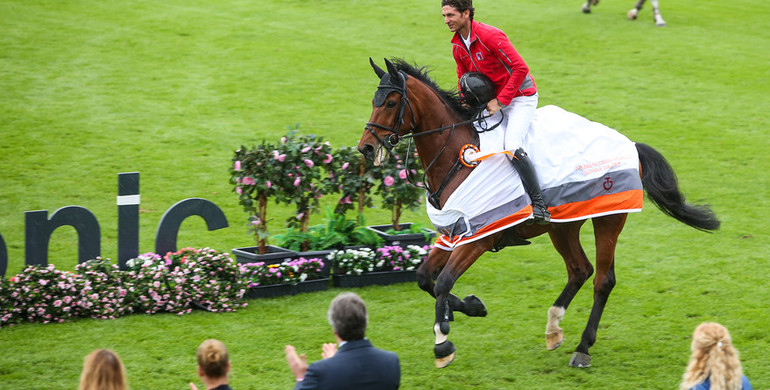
[501,93,538,151]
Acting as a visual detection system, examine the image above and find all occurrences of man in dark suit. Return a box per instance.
[285,292,401,389]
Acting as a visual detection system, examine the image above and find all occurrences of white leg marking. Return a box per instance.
[546,306,566,334]
[434,322,448,344]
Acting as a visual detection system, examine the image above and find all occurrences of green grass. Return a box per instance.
[1,0,768,388]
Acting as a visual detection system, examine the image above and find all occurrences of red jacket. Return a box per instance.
[451,20,537,106]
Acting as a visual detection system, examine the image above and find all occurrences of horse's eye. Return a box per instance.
[386,100,397,108]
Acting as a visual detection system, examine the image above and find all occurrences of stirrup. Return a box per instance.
[532,205,551,225]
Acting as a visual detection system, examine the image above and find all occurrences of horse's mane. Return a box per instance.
[390,58,473,120]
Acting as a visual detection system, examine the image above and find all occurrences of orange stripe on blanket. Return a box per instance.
[438,206,533,247]
[550,190,644,220]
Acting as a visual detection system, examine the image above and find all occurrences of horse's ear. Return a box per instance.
[370,57,386,79]
[384,58,398,77]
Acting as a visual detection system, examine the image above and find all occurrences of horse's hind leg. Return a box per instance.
[417,246,488,317]
[650,0,666,26]
[546,221,593,351]
[569,214,627,368]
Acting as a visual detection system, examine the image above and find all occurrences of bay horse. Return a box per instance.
[357,58,719,368]
[583,0,667,26]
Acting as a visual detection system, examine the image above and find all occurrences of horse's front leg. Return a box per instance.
[417,247,487,317]
[431,242,489,368]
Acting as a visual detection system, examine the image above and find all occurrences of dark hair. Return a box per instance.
[442,0,474,20]
[328,292,368,341]
[197,339,229,378]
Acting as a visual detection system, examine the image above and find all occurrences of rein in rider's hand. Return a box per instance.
[486,98,503,115]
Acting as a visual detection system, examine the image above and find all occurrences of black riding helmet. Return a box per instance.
[459,72,496,108]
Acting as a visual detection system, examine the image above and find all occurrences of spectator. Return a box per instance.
[680,322,753,390]
[190,339,232,390]
[285,292,400,389]
[79,349,128,390]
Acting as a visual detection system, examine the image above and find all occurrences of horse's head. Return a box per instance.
[358,58,417,166]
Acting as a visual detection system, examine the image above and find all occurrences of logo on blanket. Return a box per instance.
[603,176,614,191]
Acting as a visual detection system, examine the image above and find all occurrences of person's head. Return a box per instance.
[79,349,128,390]
[442,0,474,34]
[328,292,368,341]
[196,339,230,379]
[680,322,744,390]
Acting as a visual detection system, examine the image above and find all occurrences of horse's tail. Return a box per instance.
[636,143,720,231]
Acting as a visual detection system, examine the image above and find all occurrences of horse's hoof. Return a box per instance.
[569,351,592,368]
[434,340,456,368]
[627,8,638,20]
[435,352,456,368]
[463,295,487,317]
[546,329,564,351]
[582,5,591,14]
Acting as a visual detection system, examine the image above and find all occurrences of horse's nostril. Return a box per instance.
[359,144,375,160]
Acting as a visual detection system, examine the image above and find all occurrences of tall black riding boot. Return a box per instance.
[511,148,551,224]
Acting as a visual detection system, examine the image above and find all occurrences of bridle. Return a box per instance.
[364,70,504,209]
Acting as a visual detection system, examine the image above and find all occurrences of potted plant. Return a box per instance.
[367,143,436,246]
[329,245,431,288]
[242,257,328,298]
[230,140,295,263]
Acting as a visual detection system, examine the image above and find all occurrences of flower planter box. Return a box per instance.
[245,278,329,299]
[296,249,334,278]
[232,245,296,264]
[367,223,436,247]
[332,270,417,288]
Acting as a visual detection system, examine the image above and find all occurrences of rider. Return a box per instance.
[441,0,550,224]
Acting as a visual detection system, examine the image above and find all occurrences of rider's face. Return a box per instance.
[442,6,470,34]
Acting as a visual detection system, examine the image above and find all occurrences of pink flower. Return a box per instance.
[277,154,286,162]
[344,195,353,204]
[233,160,241,171]
[266,180,272,188]
[241,177,256,185]
[399,169,407,179]
[294,177,301,186]
[9,276,18,283]
[301,146,311,153]
[53,300,62,307]
[384,176,395,186]
[341,162,349,170]
[251,219,261,226]
[323,154,333,163]
[281,137,287,144]
[304,159,314,168]
[297,213,305,221]
[236,186,242,194]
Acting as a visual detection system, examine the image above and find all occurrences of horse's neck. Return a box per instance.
[412,103,475,205]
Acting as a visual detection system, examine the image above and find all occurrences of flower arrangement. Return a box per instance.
[329,245,432,275]
[75,257,131,319]
[374,245,430,271]
[125,252,191,314]
[242,257,325,287]
[371,142,425,231]
[6,264,82,324]
[232,128,336,252]
[231,140,278,254]
[0,247,252,328]
[328,145,376,216]
[164,248,249,313]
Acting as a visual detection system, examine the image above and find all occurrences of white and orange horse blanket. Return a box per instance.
[430,105,643,251]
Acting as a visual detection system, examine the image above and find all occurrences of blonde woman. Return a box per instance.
[79,349,129,390]
[680,322,753,390]
[190,339,232,390]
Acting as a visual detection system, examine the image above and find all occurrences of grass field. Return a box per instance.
[1,0,768,388]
